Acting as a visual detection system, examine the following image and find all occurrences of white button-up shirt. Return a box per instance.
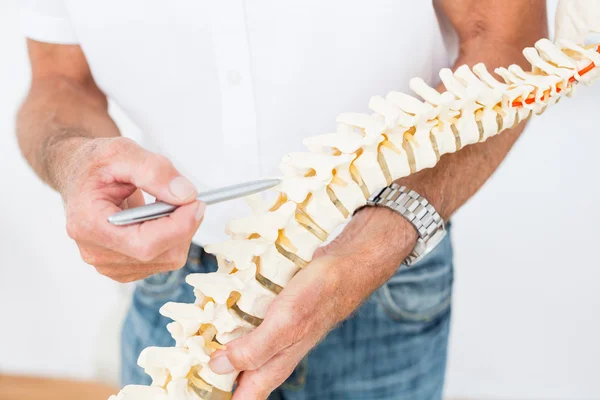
[22,0,453,245]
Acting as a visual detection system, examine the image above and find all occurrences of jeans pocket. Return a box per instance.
[377,228,454,322]
[136,269,187,301]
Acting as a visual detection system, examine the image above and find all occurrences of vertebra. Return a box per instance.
[111,39,599,400]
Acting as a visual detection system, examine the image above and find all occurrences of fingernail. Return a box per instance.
[209,356,235,374]
[196,202,206,221]
[169,176,196,201]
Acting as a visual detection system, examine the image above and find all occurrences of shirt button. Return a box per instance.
[226,70,242,86]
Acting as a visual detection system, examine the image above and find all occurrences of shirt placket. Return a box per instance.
[209,0,261,183]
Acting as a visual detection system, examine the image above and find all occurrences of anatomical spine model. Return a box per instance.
[111,39,600,399]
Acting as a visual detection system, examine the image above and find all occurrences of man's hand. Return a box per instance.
[60,136,204,283]
[208,208,417,400]
[210,256,344,400]
[17,41,205,282]
[205,1,547,398]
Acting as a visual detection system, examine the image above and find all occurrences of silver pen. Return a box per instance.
[108,178,282,226]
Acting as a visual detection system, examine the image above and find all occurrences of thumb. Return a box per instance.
[104,139,198,205]
[208,309,297,374]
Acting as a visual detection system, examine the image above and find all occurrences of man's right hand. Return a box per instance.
[61,136,204,283]
[18,41,204,283]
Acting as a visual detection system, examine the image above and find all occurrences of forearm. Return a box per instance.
[398,43,535,221]
[17,74,120,192]
[407,0,548,220]
[325,10,549,297]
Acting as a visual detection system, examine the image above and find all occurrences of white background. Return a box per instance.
[1,1,599,398]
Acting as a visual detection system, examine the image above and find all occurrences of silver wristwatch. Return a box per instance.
[354,183,447,266]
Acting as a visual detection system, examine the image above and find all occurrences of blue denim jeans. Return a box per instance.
[122,227,454,400]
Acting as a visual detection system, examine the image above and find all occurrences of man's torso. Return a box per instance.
[61,0,452,244]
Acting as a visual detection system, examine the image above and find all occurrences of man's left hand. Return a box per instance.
[208,207,417,400]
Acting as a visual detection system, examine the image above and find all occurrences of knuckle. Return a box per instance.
[171,252,188,269]
[163,245,189,269]
[142,154,172,183]
[104,137,135,156]
[65,210,80,239]
[164,262,182,272]
[231,347,260,371]
[65,219,79,240]
[127,237,156,261]
[275,311,296,333]
[267,303,306,345]
[135,245,157,262]
[95,266,116,279]
[66,216,92,241]
[152,154,173,170]
[155,250,187,272]
[79,248,99,265]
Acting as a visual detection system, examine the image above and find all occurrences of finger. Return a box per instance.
[78,241,191,268]
[120,189,145,210]
[232,345,307,400]
[72,200,205,261]
[124,200,205,260]
[208,259,338,375]
[91,243,193,282]
[209,301,298,374]
[94,265,174,283]
[102,138,198,205]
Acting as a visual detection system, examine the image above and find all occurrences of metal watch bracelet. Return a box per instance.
[354,183,447,266]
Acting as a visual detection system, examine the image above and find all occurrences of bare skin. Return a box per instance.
[207,1,549,399]
[17,1,548,398]
[17,42,204,283]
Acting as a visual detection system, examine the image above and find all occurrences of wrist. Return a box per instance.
[394,172,449,221]
[352,205,418,262]
[47,136,93,196]
[314,206,418,318]
[322,205,418,276]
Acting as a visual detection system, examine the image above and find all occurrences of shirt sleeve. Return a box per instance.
[21,0,78,44]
